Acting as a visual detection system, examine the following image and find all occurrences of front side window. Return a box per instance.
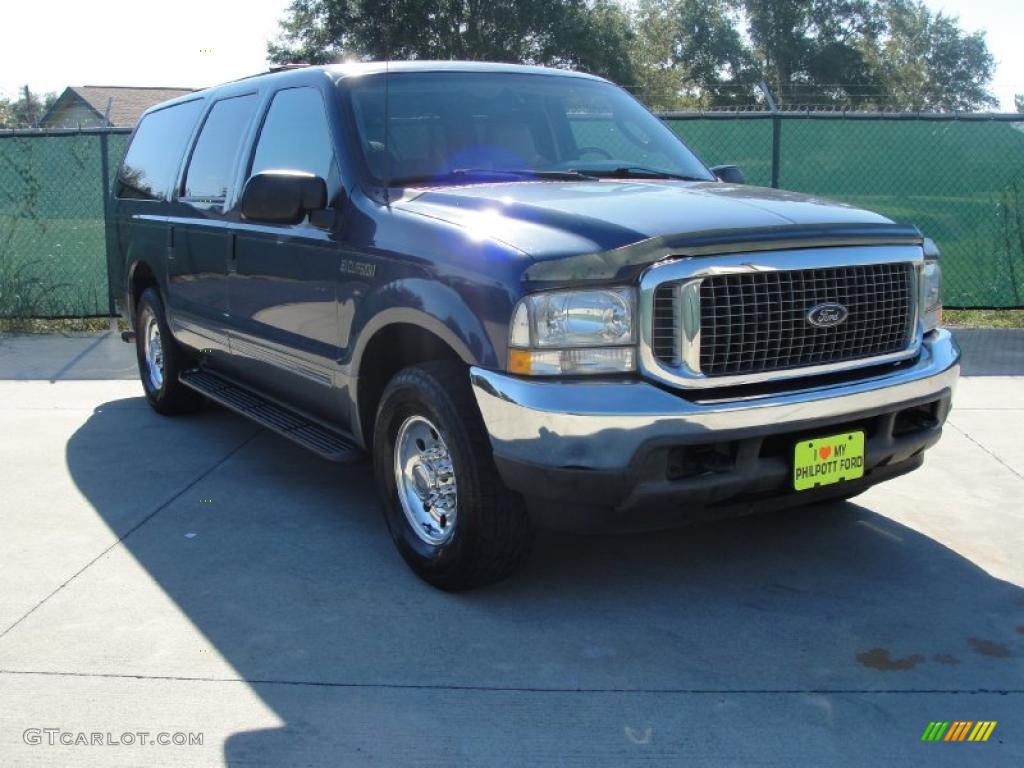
[250,87,336,182]
[117,99,203,200]
[183,94,258,200]
[344,72,714,186]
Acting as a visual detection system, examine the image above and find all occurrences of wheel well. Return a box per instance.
[129,261,157,323]
[357,324,463,446]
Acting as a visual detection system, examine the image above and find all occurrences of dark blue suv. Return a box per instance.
[110,62,958,589]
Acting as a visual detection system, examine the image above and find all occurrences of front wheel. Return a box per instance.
[373,361,531,590]
[135,287,203,415]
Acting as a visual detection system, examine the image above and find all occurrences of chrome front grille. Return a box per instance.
[643,249,921,387]
[698,263,914,376]
[652,285,680,364]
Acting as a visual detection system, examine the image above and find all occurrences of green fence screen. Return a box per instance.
[664,114,1024,308]
[0,129,130,318]
[1,115,1023,317]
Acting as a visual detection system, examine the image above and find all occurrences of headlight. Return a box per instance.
[508,287,636,375]
[920,239,942,333]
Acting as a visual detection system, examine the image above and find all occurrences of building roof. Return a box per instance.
[43,86,196,127]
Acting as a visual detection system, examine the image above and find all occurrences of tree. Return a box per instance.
[1015,94,1023,114]
[268,0,999,112]
[869,0,996,111]
[653,0,996,110]
[741,0,885,106]
[544,1,639,88]
[268,0,637,85]
[0,96,15,129]
[631,0,754,109]
[0,87,57,129]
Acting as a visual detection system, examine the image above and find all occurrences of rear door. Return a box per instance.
[227,85,347,424]
[112,98,204,321]
[165,92,259,356]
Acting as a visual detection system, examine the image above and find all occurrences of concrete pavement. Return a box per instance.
[0,330,1022,766]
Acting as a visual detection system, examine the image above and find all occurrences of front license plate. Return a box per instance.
[793,431,865,491]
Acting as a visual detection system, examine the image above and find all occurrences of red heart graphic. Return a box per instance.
[819,446,832,460]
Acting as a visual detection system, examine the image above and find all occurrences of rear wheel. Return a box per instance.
[135,287,203,415]
[373,361,532,590]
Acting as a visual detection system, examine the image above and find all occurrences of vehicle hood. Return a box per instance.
[393,180,921,283]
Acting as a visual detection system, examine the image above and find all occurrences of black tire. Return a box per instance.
[373,361,532,590]
[135,287,203,415]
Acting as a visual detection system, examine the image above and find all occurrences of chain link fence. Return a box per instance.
[661,112,1024,308]
[0,128,130,318]
[1,114,1022,318]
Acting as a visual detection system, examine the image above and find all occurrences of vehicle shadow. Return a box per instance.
[952,329,1024,376]
[64,398,1024,765]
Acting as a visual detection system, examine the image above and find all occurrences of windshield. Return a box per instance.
[342,71,715,186]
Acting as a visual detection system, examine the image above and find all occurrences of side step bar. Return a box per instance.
[180,369,363,463]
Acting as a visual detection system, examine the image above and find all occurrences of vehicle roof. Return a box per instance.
[325,60,607,81]
[138,61,608,120]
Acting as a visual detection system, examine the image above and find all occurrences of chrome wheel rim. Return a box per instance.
[393,414,458,545]
[142,312,164,391]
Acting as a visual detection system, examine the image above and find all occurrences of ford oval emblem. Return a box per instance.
[806,302,849,328]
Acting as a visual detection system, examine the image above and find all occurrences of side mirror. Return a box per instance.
[710,165,746,185]
[240,171,327,225]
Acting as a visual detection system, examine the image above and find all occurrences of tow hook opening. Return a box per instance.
[666,442,736,481]
[892,401,940,437]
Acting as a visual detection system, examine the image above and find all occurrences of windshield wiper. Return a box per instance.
[569,165,710,182]
[389,168,596,186]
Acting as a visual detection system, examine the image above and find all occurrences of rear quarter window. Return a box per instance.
[117,99,203,200]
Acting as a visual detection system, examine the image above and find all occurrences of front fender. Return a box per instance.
[347,277,503,375]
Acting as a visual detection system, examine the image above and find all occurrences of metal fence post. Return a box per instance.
[98,129,116,319]
[760,81,781,189]
[771,116,781,189]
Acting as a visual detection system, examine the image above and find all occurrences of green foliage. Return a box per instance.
[0,245,68,319]
[0,167,67,318]
[631,0,756,109]
[944,309,1024,328]
[268,0,638,86]
[0,87,58,129]
[1016,94,1024,114]
[868,0,997,111]
[270,0,999,112]
[723,0,996,109]
[742,0,884,106]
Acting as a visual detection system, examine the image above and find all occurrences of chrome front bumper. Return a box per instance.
[471,330,959,480]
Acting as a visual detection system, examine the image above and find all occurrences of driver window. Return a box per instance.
[250,87,338,192]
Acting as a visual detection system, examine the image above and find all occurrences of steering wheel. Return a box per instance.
[575,146,614,161]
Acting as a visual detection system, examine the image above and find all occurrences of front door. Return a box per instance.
[227,86,346,426]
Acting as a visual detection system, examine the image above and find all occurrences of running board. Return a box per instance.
[180,369,363,463]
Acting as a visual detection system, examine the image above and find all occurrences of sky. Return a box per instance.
[930,0,1023,110]
[0,0,1020,110]
[0,0,292,99]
